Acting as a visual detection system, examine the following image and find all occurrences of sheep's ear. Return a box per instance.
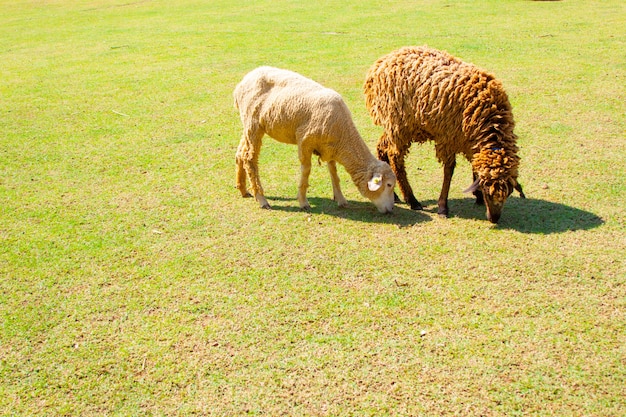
[463,178,481,194]
[368,173,383,191]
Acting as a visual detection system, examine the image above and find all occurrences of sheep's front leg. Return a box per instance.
[438,157,456,217]
[376,137,401,203]
[384,138,422,210]
[236,127,270,209]
[297,149,313,211]
[327,160,348,208]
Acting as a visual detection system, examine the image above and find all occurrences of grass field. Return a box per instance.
[1,0,624,415]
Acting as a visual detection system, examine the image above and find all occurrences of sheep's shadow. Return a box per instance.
[263,196,431,226]
[417,196,603,233]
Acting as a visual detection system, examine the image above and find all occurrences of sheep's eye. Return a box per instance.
[387,183,393,188]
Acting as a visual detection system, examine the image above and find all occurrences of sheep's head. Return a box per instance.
[467,147,524,223]
[359,161,396,213]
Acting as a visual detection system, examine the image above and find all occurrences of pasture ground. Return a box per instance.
[1,0,624,415]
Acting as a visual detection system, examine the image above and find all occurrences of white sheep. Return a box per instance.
[233,66,396,213]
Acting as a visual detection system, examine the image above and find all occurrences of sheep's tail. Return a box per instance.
[233,91,240,111]
[233,78,246,111]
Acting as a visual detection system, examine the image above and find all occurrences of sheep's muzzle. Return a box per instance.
[484,195,505,224]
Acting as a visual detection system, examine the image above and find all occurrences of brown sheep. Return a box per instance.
[364,46,525,223]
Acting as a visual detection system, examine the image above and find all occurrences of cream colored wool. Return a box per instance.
[364,46,524,223]
[234,66,396,213]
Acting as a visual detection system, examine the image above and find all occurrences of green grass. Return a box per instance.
[1,0,624,415]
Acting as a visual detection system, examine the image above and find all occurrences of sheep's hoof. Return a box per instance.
[238,188,253,198]
[437,207,449,218]
[333,195,349,208]
[300,205,311,212]
[260,204,271,210]
[408,198,423,211]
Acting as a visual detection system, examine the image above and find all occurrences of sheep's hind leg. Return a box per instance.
[237,128,270,209]
[235,139,252,198]
[438,157,456,217]
[327,161,348,208]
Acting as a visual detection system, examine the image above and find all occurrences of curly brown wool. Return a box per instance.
[364,46,525,223]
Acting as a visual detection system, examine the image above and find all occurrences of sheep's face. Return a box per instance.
[361,162,396,213]
[482,180,514,224]
[471,148,521,223]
